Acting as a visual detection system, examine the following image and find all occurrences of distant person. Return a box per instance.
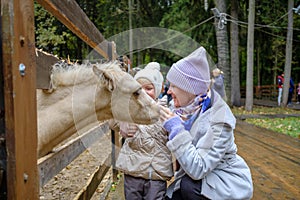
[123,55,131,72]
[211,68,226,100]
[117,55,131,72]
[277,73,284,106]
[296,82,300,104]
[159,80,173,106]
[288,77,295,105]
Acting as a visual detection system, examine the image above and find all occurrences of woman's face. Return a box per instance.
[212,71,219,77]
[167,83,196,108]
[141,83,156,100]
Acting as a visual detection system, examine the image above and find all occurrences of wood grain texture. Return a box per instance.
[1,0,38,199]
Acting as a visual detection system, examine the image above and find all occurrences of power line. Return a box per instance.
[128,16,215,55]
[227,17,300,31]
[227,17,300,42]
[211,8,300,42]
[225,8,300,31]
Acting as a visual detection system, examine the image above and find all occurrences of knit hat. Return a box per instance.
[166,47,211,95]
[134,62,164,98]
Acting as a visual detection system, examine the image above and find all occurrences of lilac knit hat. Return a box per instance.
[166,47,211,95]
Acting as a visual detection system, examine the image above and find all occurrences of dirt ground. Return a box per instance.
[40,101,300,200]
[39,131,113,200]
[234,120,300,199]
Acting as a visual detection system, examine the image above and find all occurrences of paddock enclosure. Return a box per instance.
[0,0,126,199]
[1,1,299,200]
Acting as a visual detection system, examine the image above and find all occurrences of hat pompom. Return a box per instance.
[144,62,160,71]
[134,62,163,98]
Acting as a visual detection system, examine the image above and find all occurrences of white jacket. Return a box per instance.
[167,92,253,199]
[116,120,174,181]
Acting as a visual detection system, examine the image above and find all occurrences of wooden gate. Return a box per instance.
[0,0,119,199]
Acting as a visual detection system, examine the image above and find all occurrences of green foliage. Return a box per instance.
[34,0,300,84]
[231,105,294,115]
[238,0,300,86]
[232,106,300,138]
[246,117,300,138]
[159,0,216,59]
[34,3,71,54]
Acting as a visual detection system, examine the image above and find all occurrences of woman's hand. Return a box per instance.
[160,106,184,140]
[159,105,175,122]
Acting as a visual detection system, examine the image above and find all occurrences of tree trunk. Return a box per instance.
[128,0,133,68]
[245,0,255,111]
[257,47,260,86]
[214,0,230,103]
[230,0,241,106]
[282,0,294,107]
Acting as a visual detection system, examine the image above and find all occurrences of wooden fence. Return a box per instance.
[38,123,121,200]
[254,85,278,100]
[0,0,119,199]
[240,85,277,100]
[241,85,298,102]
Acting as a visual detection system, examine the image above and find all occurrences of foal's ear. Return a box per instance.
[93,65,116,92]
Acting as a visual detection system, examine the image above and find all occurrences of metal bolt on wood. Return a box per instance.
[19,63,26,76]
[23,173,28,183]
[19,35,25,47]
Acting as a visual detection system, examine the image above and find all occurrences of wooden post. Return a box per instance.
[1,0,38,199]
[111,130,118,182]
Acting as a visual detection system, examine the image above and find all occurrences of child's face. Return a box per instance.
[141,83,156,100]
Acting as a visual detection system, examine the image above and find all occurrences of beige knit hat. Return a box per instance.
[134,62,164,98]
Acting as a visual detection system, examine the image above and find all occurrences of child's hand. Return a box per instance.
[127,124,138,137]
[120,122,138,138]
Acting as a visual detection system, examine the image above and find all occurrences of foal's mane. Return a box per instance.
[50,62,121,88]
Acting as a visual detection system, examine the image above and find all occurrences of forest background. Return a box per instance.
[34,0,300,107]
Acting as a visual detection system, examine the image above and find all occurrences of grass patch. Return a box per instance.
[245,117,300,138]
[232,105,300,138]
[231,105,298,115]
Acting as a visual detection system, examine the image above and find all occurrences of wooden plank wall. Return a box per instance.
[1,0,39,199]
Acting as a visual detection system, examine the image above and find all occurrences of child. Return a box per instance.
[116,62,173,200]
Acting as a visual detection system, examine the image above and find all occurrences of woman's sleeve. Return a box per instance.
[167,121,233,180]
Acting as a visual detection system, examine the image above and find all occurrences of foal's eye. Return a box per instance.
[133,88,141,97]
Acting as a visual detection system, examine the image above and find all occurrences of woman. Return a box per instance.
[160,47,253,200]
[115,62,173,200]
